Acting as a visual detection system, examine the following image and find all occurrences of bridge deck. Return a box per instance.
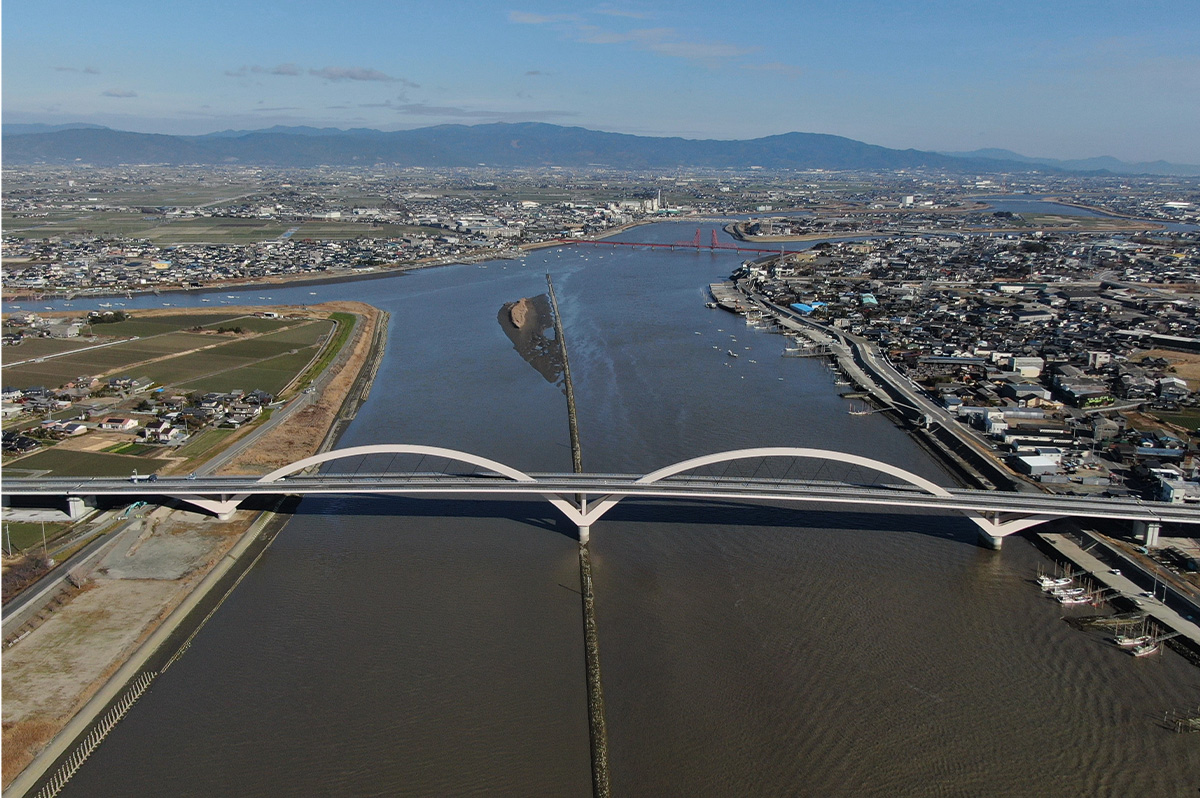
[6,474,1197,525]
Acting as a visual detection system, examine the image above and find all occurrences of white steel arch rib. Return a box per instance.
[577,447,1020,538]
[174,444,1047,542]
[185,444,587,525]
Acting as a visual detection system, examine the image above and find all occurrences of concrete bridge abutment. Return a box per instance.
[1133,519,1162,548]
[66,495,97,520]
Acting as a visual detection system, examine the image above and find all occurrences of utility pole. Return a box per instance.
[41,519,48,557]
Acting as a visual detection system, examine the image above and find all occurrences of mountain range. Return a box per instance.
[3,122,1196,176]
[940,148,1200,177]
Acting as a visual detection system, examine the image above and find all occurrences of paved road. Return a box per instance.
[7,473,1198,525]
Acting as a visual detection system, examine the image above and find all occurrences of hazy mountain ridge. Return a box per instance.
[941,147,1200,177]
[2,121,1182,174]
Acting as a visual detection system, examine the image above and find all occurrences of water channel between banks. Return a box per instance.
[22,218,1200,796]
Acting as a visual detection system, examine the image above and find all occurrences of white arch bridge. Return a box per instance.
[5,445,1196,549]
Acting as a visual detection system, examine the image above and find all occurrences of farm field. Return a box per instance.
[179,350,316,394]
[5,448,173,477]
[1,208,440,245]
[2,306,354,477]
[132,320,331,390]
[0,336,94,361]
[172,428,235,460]
[1,315,315,389]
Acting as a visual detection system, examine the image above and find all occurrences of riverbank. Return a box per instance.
[2,221,669,304]
[721,278,1033,499]
[1,304,389,794]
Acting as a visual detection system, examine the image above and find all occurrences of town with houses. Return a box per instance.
[732,226,1200,507]
[3,166,1199,510]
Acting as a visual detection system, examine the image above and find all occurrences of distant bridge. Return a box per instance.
[557,228,799,256]
[5,445,1193,549]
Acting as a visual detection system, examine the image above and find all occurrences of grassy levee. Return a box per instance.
[289,312,356,393]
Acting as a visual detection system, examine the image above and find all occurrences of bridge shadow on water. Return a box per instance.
[271,493,981,546]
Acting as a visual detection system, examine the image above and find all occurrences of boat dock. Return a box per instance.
[1036,532,1200,650]
[708,281,753,313]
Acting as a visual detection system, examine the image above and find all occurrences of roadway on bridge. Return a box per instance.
[9,473,1198,526]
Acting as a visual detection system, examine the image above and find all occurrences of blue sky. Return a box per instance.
[4,0,1198,162]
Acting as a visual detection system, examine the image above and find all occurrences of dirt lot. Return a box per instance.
[1,507,255,786]
[1137,349,1200,391]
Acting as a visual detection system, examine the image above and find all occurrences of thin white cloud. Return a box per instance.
[392,103,577,120]
[226,63,302,77]
[225,63,417,86]
[310,66,411,83]
[102,89,137,98]
[509,11,755,64]
[508,11,582,24]
[592,6,651,19]
[54,66,101,74]
[740,62,802,78]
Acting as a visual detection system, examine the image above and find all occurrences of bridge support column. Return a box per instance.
[66,496,96,520]
[976,527,1003,550]
[578,525,590,546]
[1133,520,1162,548]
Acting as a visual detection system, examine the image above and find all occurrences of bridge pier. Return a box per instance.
[578,525,590,546]
[1133,520,1162,548]
[66,495,97,520]
[976,527,1003,550]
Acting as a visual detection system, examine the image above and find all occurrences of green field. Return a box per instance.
[293,313,355,388]
[141,218,294,243]
[2,521,71,553]
[1,317,330,390]
[91,313,244,337]
[199,316,292,333]
[1,336,94,361]
[139,320,329,390]
[6,448,173,477]
[1,331,214,388]
[1156,410,1200,434]
[178,349,317,394]
[173,428,236,459]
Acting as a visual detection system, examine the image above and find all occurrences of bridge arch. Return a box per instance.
[176,444,1043,548]
[581,447,951,526]
[183,444,587,525]
[579,447,1021,546]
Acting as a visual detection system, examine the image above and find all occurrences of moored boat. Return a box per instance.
[1114,634,1152,648]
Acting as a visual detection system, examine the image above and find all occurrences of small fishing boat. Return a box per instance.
[1037,575,1072,589]
[1131,642,1160,657]
[1114,634,1152,648]
[727,350,738,358]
